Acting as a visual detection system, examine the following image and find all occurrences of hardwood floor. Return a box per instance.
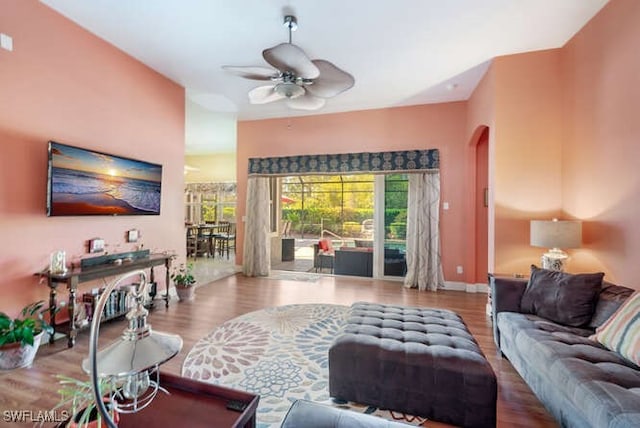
[0,273,558,427]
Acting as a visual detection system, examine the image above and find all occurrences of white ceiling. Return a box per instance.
[41,0,609,153]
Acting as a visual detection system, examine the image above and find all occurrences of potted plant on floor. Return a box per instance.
[0,300,53,370]
[49,374,120,428]
[171,263,196,301]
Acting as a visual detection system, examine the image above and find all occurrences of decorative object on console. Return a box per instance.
[89,238,105,253]
[0,301,53,370]
[50,250,68,274]
[82,270,183,427]
[530,218,582,271]
[126,229,139,243]
[80,249,151,269]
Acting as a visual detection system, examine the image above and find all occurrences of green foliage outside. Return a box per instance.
[389,222,407,239]
[200,205,236,223]
[280,174,408,239]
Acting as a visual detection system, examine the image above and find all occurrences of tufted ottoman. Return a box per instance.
[329,302,497,428]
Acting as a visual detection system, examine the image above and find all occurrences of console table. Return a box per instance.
[40,253,172,348]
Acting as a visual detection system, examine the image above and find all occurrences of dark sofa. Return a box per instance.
[490,274,640,428]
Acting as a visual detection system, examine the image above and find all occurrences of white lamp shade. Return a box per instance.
[530,220,582,249]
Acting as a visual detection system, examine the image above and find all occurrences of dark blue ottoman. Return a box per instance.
[329,302,497,428]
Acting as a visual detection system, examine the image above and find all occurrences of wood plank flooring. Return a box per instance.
[0,273,558,427]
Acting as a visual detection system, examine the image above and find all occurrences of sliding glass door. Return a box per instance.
[383,174,408,277]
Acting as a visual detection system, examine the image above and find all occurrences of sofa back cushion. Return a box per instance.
[589,282,635,328]
[520,265,604,327]
[590,291,640,366]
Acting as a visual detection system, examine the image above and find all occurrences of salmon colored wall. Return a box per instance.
[0,1,185,315]
[237,103,469,281]
[561,0,640,287]
[466,65,496,283]
[490,50,565,276]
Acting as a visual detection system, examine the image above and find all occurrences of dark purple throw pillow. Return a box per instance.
[520,265,604,327]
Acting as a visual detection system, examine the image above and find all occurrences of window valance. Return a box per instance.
[248,149,439,176]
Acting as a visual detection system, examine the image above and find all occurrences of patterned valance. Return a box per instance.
[185,182,237,194]
[248,149,439,176]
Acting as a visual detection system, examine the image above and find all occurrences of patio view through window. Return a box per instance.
[278,174,408,277]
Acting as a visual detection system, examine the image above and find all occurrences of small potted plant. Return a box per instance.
[170,263,196,301]
[0,300,53,370]
[49,374,120,428]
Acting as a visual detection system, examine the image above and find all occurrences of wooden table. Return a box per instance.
[57,372,259,428]
[119,372,259,427]
[39,253,172,347]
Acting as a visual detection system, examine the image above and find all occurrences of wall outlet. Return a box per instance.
[443,202,449,210]
[456,265,463,274]
[1,33,13,51]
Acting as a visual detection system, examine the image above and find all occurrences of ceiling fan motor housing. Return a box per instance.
[275,82,304,99]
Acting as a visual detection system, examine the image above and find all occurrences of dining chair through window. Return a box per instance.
[214,222,236,259]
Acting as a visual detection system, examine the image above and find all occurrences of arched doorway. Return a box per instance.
[474,127,489,283]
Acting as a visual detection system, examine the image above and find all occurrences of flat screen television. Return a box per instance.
[47,141,162,216]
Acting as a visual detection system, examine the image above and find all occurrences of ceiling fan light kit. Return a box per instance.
[223,14,354,111]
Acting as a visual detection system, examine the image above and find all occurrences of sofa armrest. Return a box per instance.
[281,400,410,428]
[490,275,528,315]
[489,274,528,350]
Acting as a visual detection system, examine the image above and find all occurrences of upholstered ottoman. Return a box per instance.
[329,302,497,428]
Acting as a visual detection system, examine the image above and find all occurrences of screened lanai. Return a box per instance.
[244,149,443,290]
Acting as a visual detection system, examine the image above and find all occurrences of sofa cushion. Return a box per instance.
[520,265,604,327]
[589,282,635,328]
[547,346,640,428]
[591,291,640,366]
[497,311,640,428]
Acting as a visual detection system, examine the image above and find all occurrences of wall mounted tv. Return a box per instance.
[47,141,163,216]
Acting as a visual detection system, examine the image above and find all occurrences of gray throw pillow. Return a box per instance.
[520,265,604,327]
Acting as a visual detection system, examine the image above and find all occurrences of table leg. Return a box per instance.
[164,258,171,308]
[48,281,57,345]
[67,278,78,348]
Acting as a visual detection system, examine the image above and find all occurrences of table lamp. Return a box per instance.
[530,219,582,271]
[82,269,183,427]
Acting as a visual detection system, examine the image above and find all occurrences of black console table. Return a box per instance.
[39,253,172,348]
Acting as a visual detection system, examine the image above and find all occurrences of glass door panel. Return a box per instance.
[383,174,408,277]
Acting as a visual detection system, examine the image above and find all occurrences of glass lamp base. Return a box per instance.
[541,249,568,271]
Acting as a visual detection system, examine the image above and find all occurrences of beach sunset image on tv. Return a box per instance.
[47,141,162,216]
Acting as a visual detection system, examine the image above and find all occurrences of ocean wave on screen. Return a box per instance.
[108,181,160,213]
[52,171,113,194]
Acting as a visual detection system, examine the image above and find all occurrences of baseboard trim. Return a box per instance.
[443,281,489,294]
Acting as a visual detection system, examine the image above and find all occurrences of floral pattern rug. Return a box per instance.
[182,304,427,427]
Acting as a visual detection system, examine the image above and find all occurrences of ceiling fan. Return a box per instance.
[222,15,355,111]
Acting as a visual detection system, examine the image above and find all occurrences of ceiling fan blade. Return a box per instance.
[222,65,279,81]
[286,92,326,110]
[263,43,320,79]
[306,60,355,98]
[248,85,286,104]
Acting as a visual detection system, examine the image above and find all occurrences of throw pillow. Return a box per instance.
[520,265,604,327]
[590,291,639,366]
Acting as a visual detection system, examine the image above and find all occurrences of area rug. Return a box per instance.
[265,271,322,283]
[182,304,428,427]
